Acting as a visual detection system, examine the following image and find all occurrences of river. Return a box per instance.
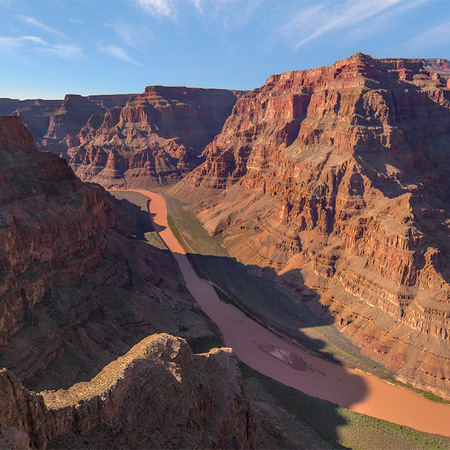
[130,189,450,437]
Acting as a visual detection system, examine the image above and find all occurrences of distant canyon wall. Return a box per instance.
[0,86,241,187]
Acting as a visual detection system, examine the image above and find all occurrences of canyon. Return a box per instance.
[0,116,257,449]
[171,53,450,399]
[0,115,335,449]
[1,52,450,447]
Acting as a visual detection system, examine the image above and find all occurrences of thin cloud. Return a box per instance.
[282,0,427,50]
[104,23,153,50]
[42,43,85,60]
[136,0,218,18]
[191,0,203,13]
[0,34,84,59]
[137,0,175,18]
[97,42,142,66]
[18,15,69,40]
[392,21,450,55]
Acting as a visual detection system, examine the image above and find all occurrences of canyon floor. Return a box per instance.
[110,189,450,449]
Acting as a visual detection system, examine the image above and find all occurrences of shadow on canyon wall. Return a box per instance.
[143,197,368,446]
[0,192,366,447]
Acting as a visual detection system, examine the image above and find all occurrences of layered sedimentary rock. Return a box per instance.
[0,115,218,392]
[424,58,450,79]
[172,53,450,398]
[1,87,239,187]
[0,334,256,449]
[0,115,114,347]
[0,99,60,141]
[68,86,240,187]
[0,95,133,158]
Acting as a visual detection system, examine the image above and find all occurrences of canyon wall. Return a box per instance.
[0,115,223,392]
[171,53,450,398]
[0,116,258,448]
[0,115,114,347]
[67,86,240,187]
[1,86,240,188]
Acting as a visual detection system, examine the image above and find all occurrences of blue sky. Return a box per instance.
[0,0,449,99]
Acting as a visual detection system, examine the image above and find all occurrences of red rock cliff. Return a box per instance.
[67,86,240,188]
[172,53,450,398]
[0,115,114,346]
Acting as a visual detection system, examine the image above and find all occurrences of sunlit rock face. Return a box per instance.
[0,334,256,449]
[1,87,240,188]
[172,53,450,399]
[67,86,241,188]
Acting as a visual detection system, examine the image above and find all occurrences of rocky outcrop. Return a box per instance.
[172,53,450,398]
[0,333,256,449]
[68,86,240,188]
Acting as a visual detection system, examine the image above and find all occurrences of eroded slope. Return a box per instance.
[172,53,450,398]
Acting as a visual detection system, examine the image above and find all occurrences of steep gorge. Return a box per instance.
[171,53,450,399]
[0,115,331,449]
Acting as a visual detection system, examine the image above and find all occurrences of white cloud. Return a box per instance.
[42,43,85,60]
[136,0,221,18]
[191,0,203,13]
[137,0,175,18]
[0,34,84,59]
[97,42,142,66]
[281,0,428,49]
[18,15,69,40]
[104,22,152,50]
[22,35,49,46]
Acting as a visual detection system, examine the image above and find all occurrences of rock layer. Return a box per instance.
[0,116,217,393]
[0,333,256,449]
[172,53,450,398]
[0,115,114,346]
[68,86,240,188]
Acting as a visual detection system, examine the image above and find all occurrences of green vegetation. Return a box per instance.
[423,392,450,404]
[240,363,450,450]
[161,191,393,378]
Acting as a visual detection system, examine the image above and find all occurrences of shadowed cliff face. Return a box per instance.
[171,53,450,398]
[0,118,259,450]
[0,115,114,346]
[0,117,220,392]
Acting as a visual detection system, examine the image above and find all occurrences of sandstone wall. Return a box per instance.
[172,53,450,398]
[0,116,114,346]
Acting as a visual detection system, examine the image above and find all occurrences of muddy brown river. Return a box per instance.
[132,189,450,437]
